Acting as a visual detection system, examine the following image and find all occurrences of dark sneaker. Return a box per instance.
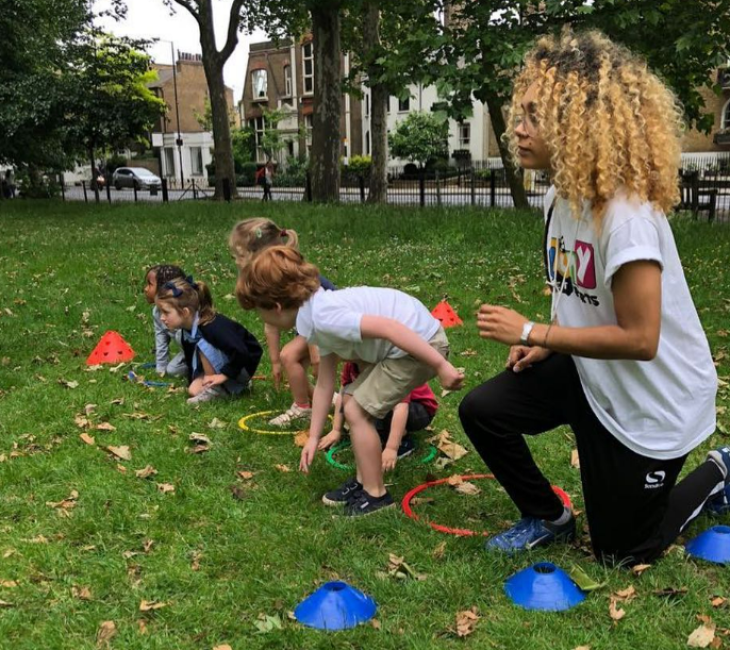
[322,477,362,507]
[705,447,730,516]
[343,490,394,517]
[397,435,415,460]
[485,515,575,553]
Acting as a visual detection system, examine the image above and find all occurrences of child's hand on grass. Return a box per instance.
[438,361,465,390]
[202,373,227,388]
[318,429,342,450]
[382,448,398,472]
[300,438,318,473]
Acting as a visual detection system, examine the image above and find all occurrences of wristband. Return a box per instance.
[520,321,535,346]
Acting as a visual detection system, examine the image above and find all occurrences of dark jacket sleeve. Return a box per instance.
[200,314,263,380]
[181,335,196,384]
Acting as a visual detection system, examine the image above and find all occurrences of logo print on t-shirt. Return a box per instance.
[644,470,666,489]
[574,241,596,289]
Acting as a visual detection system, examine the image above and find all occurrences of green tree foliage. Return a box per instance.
[388,111,449,166]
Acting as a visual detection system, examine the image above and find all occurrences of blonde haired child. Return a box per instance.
[156,277,262,405]
[236,246,464,517]
[460,29,724,564]
[229,217,336,426]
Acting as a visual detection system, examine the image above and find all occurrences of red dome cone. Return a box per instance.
[86,331,136,365]
[431,300,463,328]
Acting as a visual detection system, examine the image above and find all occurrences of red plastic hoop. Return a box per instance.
[401,473,573,537]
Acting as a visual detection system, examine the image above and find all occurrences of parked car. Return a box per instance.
[113,167,162,191]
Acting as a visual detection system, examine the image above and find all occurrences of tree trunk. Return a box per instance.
[485,91,529,210]
[310,5,342,203]
[202,57,237,200]
[363,2,387,204]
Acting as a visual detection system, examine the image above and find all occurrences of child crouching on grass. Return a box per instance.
[236,246,464,517]
[318,361,438,481]
[156,277,263,405]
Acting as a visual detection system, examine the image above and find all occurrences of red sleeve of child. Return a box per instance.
[340,361,359,386]
[402,383,438,417]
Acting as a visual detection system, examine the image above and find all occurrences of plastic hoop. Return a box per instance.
[238,410,332,436]
[325,439,438,471]
[401,474,573,537]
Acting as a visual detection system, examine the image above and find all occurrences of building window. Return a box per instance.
[190,146,203,175]
[248,116,266,161]
[284,65,292,97]
[398,96,410,113]
[365,130,370,156]
[459,122,471,147]
[252,69,267,100]
[365,93,370,117]
[302,43,314,95]
[722,99,730,129]
[164,148,175,177]
[287,140,295,157]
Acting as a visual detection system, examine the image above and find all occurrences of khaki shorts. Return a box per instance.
[343,327,449,419]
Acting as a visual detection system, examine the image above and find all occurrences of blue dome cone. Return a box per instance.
[686,525,730,564]
[505,563,586,611]
[294,581,377,630]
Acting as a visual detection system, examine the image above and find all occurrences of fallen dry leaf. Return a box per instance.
[446,474,464,486]
[135,465,157,479]
[139,600,168,612]
[96,620,117,647]
[79,433,96,446]
[213,646,233,650]
[0,580,17,588]
[72,585,92,600]
[46,490,79,510]
[614,586,637,602]
[432,541,447,559]
[191,550,202,571]
[370,619,381,630]
[95,422,116,432]
[386,553,427,581]
[137,619,148,635]
[428,430,469,461]
[187,433,211,454]
[712,597,727,608]
[58,379,79,389]
[230,485,246,501]
[274,464,292,473]
[293,430,309,448]
[237,471,255,480]
[454,481,481,496]
[631,564,651,576]
[156,483,175,494]
[572,646,591,650]
[75,414,92,429]
[654,587,688,598]
[609,598,626,622]
[455,607,480,637]
[106,445,131,461]
[208,418,226,429]
[571,449,580,469]
[688,622,716,648]
[0,599,14,608]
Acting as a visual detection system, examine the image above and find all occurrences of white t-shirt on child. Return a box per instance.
[296,286,441,363]
[545,186,717,460]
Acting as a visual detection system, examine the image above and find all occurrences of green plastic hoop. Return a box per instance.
[325,439,438,471]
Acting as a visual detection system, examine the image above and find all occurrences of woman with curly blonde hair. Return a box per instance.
[459,29,725,564]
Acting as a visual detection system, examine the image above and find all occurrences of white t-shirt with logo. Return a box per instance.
[544,186,717,460]
[296,286,441,363]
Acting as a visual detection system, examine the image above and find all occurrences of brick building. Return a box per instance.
[239,37,363,164]
[149,52,235,186]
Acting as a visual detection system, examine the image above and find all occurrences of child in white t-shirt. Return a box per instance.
[236,246,464,517]
[460,29,726,565]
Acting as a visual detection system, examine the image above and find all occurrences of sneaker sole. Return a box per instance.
[397,448,415,460]
[343,500,395,518]
[321,494,347,507]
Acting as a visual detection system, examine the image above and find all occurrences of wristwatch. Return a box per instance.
[520,321,535,346]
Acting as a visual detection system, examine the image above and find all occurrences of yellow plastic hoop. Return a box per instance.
[237,410,332,436]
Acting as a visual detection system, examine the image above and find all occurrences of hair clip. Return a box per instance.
[185,275,199,289]
[162,281,183,298]
[255,228,263,239]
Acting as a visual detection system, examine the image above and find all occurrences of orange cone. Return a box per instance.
[431,301,463,328]
[86,331,136,365]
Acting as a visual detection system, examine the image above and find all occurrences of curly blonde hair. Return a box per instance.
[236,246,321,311]
[228,218,299,269]
[505,29,683,221]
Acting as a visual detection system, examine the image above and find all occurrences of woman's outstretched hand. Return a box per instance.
[477,304,530,346]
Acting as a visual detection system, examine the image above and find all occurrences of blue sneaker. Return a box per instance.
[486,515,575,553]
[704,447,730,516]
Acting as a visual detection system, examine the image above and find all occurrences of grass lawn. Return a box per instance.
[0,199,729,649]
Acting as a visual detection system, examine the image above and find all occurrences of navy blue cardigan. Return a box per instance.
[182,313,262,383]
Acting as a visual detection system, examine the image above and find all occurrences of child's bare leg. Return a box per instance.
[344,396,385,497]
[280,336,313,405]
